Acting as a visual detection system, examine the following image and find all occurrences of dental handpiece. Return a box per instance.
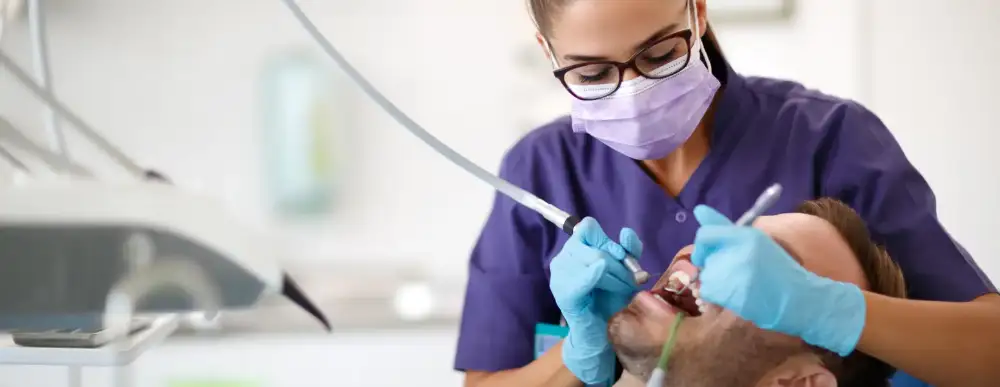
[561,215,650,284]
[675,183,783,294]
[279,0,651,284]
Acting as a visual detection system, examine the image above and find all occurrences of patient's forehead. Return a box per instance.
[753,213,868,289]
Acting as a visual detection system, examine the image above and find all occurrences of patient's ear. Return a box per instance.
[757,356,836,387]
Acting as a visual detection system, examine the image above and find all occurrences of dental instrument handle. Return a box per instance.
[562,215,650,284]
[678,183,783,293]
[280,0,652,284]
[734,184,783,227]
[0,50,147,178]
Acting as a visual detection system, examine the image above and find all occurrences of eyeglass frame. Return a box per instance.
[551,29,695,101]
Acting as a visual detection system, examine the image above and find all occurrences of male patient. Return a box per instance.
[610,198,907,387]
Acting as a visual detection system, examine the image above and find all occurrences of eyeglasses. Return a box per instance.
[553,30,694,101]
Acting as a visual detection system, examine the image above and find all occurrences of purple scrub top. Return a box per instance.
[454,44,996,374]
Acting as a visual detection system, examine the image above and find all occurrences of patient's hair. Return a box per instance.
[795,198,907,387]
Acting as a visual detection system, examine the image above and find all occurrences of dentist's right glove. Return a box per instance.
[690,205,865,356]
[549,217,641,384]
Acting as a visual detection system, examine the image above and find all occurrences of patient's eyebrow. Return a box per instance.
[773,238,804,265]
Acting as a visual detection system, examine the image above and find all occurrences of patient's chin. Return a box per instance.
[608,314,659,381]
[617,352,657,382]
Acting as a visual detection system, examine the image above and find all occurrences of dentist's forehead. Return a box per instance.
[547,0,686,54]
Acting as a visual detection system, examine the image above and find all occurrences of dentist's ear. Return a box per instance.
[536,33,554,63]
[694,0,709,37]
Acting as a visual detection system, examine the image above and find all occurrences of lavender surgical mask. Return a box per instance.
[546,1,721,160]
[568,49,720,160]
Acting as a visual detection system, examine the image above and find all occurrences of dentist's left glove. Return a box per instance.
[550,217,640,384]
[690,205,866,356]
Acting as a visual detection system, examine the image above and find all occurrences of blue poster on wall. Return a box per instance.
[259,47,352,218]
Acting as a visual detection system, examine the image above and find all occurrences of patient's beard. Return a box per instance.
[611,319,802,387]
[608,314,661,380]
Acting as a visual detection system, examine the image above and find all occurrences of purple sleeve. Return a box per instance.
[453,152,560,372]
[820,102,996,302]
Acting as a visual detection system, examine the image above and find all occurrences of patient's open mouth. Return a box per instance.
[650,256,703,317]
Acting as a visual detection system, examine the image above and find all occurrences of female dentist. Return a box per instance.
[455,0,1000,387]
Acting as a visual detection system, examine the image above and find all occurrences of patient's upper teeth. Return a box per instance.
[669,271,692,286]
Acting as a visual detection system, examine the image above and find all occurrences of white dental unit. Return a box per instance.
[0,2,329,386]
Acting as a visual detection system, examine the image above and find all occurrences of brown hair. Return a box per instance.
[526,0,727,67]
[795,198,907,387]
[526,0,565,37]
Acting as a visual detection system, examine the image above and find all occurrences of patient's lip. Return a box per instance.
[652,253,698,290]
[635,291,676,321]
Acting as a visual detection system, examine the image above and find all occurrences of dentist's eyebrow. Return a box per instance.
[562,23,680,62]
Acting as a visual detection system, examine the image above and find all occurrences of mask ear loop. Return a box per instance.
[541,38,559,69]
[689,0,712,75]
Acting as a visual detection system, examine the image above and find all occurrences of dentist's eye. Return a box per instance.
[642,48,680,65]
[637,37,688,74]
[567,64,617,85]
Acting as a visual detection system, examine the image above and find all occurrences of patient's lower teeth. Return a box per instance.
[654,294,667,304]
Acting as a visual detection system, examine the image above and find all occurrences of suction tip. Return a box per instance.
[646,368,666,387]
[281,274,332,332]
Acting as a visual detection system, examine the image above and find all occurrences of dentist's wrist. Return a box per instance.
[562,332,614,384]
[802,279,866,356]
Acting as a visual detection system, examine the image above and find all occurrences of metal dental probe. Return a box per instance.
[280,0,651,284]
[674,183,784,295]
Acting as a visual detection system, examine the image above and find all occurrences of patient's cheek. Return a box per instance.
[690,308,741,338]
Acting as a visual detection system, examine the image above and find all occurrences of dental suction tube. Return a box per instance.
[280,0,650,284]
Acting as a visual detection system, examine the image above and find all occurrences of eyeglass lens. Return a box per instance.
[564,34,690,100]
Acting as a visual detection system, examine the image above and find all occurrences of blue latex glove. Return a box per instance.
[690,205,866,356]
[549,217,640,383]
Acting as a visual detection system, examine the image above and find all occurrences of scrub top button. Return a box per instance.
[675,211,688,223]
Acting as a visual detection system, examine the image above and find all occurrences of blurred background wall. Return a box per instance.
[0,0,996,386]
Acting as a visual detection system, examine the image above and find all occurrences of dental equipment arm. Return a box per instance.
[0,179,331,331]
[27,0,67,158]
[0,47,329,333]
[0,143,29,172]
[279,0,649,284]
[0,116,92,176]
[0,50,146,178]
